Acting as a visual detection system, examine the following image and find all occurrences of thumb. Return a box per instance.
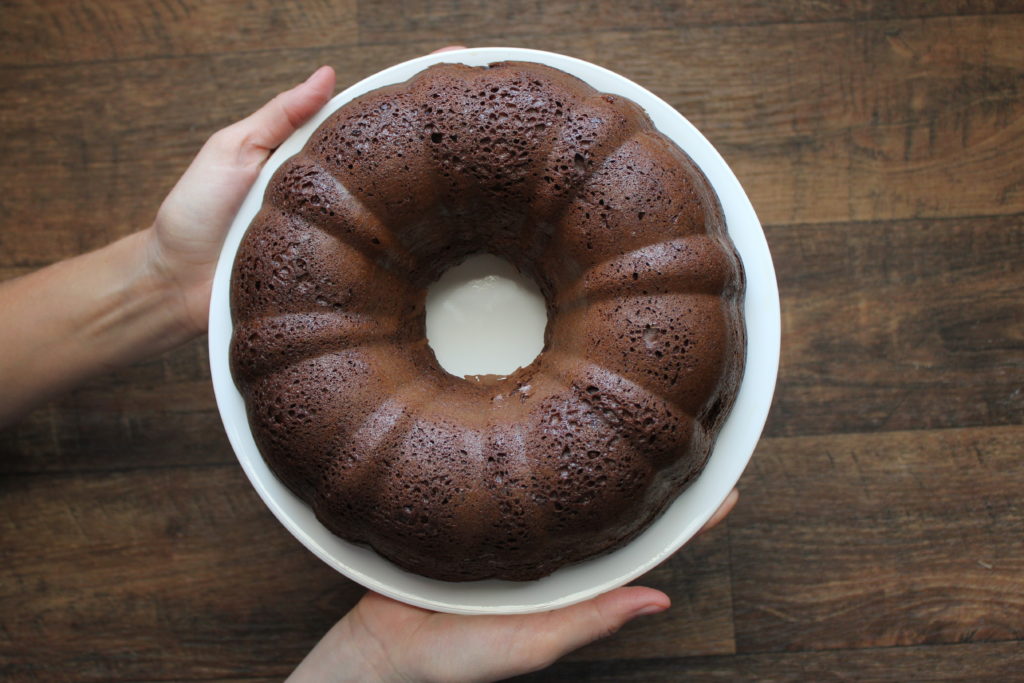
[159,66,336,232]
[215,65,336,168]
[525,586,670,668]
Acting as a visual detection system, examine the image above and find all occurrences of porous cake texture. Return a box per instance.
[230,62,745,581]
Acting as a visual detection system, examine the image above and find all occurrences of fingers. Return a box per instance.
[212,48,464,171]
[233,48,458,160]
[527,586,669,667]
[212,48,461,171]
[698,488,739,536]
[521,486,737,668]
[218,65,336,166]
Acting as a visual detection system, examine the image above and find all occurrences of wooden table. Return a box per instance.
[2,2,1022,681]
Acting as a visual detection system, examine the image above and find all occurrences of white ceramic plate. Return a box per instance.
[208,47,780,615]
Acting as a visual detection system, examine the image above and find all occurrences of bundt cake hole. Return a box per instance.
[425,253,548,380]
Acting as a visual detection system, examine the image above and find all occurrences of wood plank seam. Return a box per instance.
[3,11,1024,71]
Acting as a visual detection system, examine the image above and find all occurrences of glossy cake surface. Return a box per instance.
[230,61,745,581]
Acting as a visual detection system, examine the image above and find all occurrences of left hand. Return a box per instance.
[146,65,336,335]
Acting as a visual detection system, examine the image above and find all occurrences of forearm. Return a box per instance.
[0,67,337,430]
[0,228,194,427]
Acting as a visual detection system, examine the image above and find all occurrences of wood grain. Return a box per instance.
[765,212,1024,438]
[514,641,1024,682]
[0,0,358,67]
[0,339,231,473]
[2,15,1022,269]
[0,465,365,682]
[1,2,1022,681]
[6,1,1021,68]
[730,425,1024,653]
[0,466,733,680]
[354,0,1024,47]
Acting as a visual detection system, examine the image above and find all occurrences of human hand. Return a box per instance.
[290,489,739,683]
[145,65,337,336]
[0,66,336,426]
[145,45,468,340]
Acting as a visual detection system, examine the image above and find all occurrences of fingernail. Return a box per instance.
[633,603,667,617]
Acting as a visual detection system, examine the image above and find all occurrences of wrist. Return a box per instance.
[88,230,199,361]
[139,225,209,340]
[288,608,404,683]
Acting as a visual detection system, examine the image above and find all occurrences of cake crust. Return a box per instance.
[230,61,746,581]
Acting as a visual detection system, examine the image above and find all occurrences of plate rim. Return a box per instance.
[208,46,781,614]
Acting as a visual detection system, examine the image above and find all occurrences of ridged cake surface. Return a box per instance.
[230,62,745,581]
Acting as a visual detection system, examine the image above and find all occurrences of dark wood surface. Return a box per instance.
[2,1,1022,681]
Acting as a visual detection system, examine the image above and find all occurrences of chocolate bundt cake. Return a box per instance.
[230,61,745,581]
